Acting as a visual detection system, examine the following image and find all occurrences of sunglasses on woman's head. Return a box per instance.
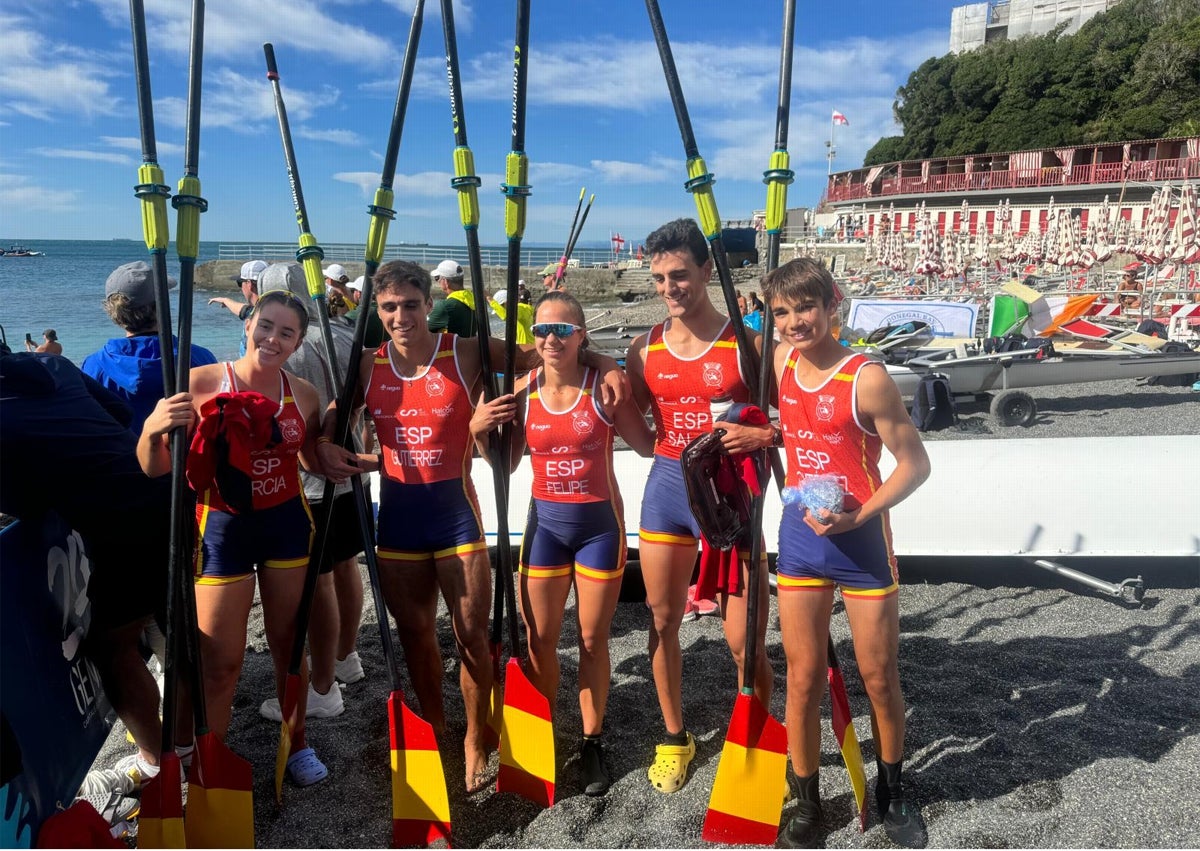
[531,322,583,338]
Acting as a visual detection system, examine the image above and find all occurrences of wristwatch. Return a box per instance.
[769,424,784,448]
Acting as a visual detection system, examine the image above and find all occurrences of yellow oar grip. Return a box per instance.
[452,146,480,229]
[503,152,529,240]
[297,233,325,299]
[764,150,792,233]
[686,156,721,240]
[366,187,395,264]
[137,163,170,252]
[174,175,203,258]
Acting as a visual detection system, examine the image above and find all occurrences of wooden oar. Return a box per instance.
[124,1,183,844]
[642,0,789,842]
[493,0,555,808]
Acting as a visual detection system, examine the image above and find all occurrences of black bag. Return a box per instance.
[1145,341,1199,387]
[680,430,752,550]
[909,373,958,431]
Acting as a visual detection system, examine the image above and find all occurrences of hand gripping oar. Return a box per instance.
[492,0,555,808]
[642,1,789,842]
[125,1,183,845]
[439,0,553,807]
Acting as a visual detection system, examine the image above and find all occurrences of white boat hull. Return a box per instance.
[463,436,1200,559]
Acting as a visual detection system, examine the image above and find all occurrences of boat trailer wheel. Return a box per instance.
[990,389,1036,427]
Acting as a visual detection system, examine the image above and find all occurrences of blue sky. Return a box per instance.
[1,0,957,245]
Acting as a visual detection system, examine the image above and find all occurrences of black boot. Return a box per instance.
[580,737,610,797]
[876,759,927,849]
[778,771,822,849]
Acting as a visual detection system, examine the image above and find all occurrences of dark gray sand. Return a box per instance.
[95,566,1198,848]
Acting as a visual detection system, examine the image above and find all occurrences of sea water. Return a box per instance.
[0,239,528,363]
[0,240,243,363]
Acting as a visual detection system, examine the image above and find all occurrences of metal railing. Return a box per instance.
[215,242,629,268]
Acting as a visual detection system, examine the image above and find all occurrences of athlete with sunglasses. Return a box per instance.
[471,291,653,796]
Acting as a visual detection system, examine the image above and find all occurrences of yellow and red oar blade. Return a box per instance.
[273,673,302,803]
[497,658,554,807]
[390,692,451,847]
[829,665,867,831]
[185,732,255,848]
[702,692,788,845]
[484,641,503,751]
[138,752,185,848]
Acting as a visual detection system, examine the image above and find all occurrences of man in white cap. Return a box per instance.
[345,276,364,308]
[324,264,353,317]
[427,259,476,338]
[209,259,268,355]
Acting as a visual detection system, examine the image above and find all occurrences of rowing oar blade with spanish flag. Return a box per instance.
[342,2,452,844]
[126,0,183,844]
[495,0,555,809]
[643,0,788,843]
[439,0,554,807]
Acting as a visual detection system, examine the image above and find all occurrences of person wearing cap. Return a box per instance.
[210,259,268,356]
[25,328,63,355]
[487,284,534,344]
[81,261,217,435]
[345,276,364,307]
[253,263,372,720]
[427,259,476,338]
[541,262,565,292]
[324,264,353,318]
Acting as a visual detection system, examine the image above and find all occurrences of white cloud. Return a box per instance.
[0,14,120,121]
[589,156,675,184]
[0,173,77,212]
[529,161,589,185]
[332,171,377,194]
[297,128,363,146]
[156,68,340,131]
[101,136,185,157]
[382,0,475,33]
[335,169,504,198]
[34,147,133,165]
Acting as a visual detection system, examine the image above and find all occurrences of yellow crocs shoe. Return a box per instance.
[647,732,696,794]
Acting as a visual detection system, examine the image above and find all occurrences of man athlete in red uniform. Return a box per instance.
[625,219,778,794]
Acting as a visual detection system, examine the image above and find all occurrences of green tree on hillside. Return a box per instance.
[863,0,1200,166]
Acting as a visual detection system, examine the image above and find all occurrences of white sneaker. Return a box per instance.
[112,753,158,791]
[260,682,345,722]
[335,651,365,684]
[78,767,135,799]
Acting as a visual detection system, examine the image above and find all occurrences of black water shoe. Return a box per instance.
[876,759,928,848]
[778,771,823,849]
[581,738,610,797]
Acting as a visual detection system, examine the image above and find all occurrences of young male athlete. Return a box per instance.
[762,258,930,848]
[624,218,775,794]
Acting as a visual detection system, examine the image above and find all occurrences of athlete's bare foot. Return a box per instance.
[464,745,491,794]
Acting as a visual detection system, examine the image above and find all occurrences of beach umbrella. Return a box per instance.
[912,203,942,276]
[890,217,908,273]
[493,0,559,810]
[1056,209,1082,268]
[940,231,959,281]
[703,4,793,843]
[1114,214,1133,256]
[998,200,1018,264]
[1083,196,1114,268]
[1169,182,1199,264]
[1136,186,1173,265]
[974,208,991,263]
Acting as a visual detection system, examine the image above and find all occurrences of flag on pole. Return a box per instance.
[611,232,625,256]
[832,110,849,126]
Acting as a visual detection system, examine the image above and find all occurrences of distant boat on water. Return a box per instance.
[0,245,44,257]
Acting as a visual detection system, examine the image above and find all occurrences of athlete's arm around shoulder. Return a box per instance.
[624,332,653,416]
[856,362,930,523]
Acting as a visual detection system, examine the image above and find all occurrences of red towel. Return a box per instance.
[694,405,770,602]
[186,391,281,508]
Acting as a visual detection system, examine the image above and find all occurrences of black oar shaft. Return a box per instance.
[644,0,699,158]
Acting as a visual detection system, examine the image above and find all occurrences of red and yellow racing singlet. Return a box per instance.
[365,334,474,485]
[778,352,884,511]
[642,320,750,460]
[524,367,619,504]
[202,363,306,512]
